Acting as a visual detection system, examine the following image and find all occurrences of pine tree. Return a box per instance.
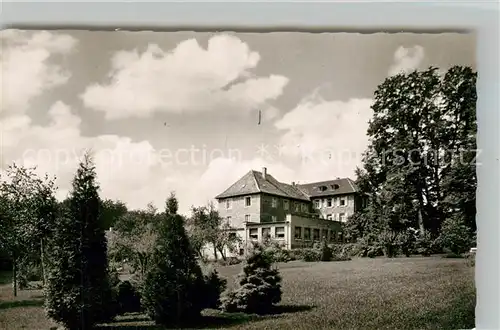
[141,193,209,326]
[221,243,282,314]
[45,153,114,329]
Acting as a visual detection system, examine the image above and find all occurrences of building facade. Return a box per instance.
[210,167,366,258]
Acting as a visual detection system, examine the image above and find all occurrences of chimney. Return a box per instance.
[291,181,295,186]
[262,167,267,180]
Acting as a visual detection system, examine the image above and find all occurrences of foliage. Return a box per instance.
[101,199,128,230]
[437,215,475,255]
[415,230,438,256]
[108,204,159,287]
[116,280,142,314]
[350,66,477,253]
[0,164,58,295]
[187,203,241,261]
[320,241,334,261]
[377,230,400,258]
[217,257,243,266]
[44,153,116,329]
[221,243,282,314]
[201,268,227,309]
[261,237,293,263]
[397,227,419,257]
[141,193,209,326]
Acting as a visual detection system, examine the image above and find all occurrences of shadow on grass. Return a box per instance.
[96,304,315,329]
[0,299,44,310]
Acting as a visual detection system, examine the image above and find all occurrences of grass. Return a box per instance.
[0,256,475,330]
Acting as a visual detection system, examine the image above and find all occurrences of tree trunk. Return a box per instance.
[12,253,17,297]
[417,202,425,235]
[212,245,218,261]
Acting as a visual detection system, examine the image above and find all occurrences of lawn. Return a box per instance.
[0,256,475,330]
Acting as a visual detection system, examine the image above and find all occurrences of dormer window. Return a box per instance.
[318,185,328,192]
[331,184,340,190]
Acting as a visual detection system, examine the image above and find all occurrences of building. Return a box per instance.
[212,167,366,258]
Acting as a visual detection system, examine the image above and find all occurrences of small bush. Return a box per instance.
[299,248,322,262]
[116,280,142,314]
[397,228,418,257]
[438,216,475,255]
[415,231,434,256]
[378,230,399,258]
[202,268,227,309]
[320,242,333,261]
[262,240,293,263]
[221,243,282,314]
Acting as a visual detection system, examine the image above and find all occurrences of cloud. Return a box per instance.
[0,30,78,114]
[388,45,425,76]
[81,34,289,119]
[274,89,374,181]
[1,101,166,208]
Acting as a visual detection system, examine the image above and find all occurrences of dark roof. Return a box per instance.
[215,170,310,201]
[296,178,358,197]
[215,170,358,200]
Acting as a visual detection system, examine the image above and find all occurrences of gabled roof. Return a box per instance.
[296,178,358,197]
[215,170,310,201]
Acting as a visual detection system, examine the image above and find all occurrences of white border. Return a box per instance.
[1,1,499,329]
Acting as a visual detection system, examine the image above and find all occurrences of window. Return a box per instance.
[271,215,277,222]
[249,228,258,240]
[239,248,245,256]
[339,213,346,222]
[322,229,329,241]
[275,227,285,239]
[313,228,320,241]
[226,216,232,223]
[330,230,336,242]
[229,232,237,240]
[294,226,302,239]
[245,214,251,222]
[284,200,289,210]
[340,198,346,206]
[338,232,344,242]
[319,185,328,192]
[272,197,278,208]
[314,200,320,208]
[245,196,251,207]
[327,214,332,220]
[327,198,332,207]
[262,227,271,239]
[294,203,300,212]
[226,199,232,209]
[304,228,311,240]
[301,204,308,212]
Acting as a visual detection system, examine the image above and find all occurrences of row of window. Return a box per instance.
[324,213,347,221]
[248,227,285,240]
[314,196,354,209]
[225,195,310,212]
[294,226,343,242]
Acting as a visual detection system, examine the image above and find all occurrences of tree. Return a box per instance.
[351,66,477,248]
[45,153,115,329]
[221,243,282,314]
[188,203,241,261]
[141,193,209,326]
[108,205,159,286]
[437,215,474,255]
[101,199,128,230]
[0,164,57,295]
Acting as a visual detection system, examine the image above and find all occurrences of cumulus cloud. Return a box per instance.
[388,45,425,76]
[80,34,289,119]
[0,30,78,114]
[274,89,374,181]
[1,100,166,207]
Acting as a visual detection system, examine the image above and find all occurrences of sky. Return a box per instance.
[0,30,476,215]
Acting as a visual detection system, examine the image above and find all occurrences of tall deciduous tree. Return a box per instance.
[188,202,240,261]
[0,164,57,295]
[45,153,114,329]
[349,66,477,244]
